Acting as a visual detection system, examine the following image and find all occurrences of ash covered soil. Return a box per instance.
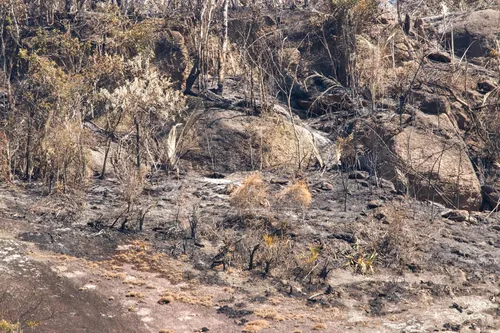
[0,170,498,333]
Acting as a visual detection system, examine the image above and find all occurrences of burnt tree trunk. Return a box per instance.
[217,0,229,95]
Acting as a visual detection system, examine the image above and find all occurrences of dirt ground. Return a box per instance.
[0,170,498,333]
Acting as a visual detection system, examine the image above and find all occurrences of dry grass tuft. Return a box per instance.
[230,173,269,212]
[160,290,213,307]
[268,297,281,305]
[312,323,328,331]
[242,320,270,333]
[253,308,285,321]
[101,271,127,280]
[125,291,144,298]
[158,296,174,305]
[356,35,393,100]
[123,278,147,286]
[278,179,312,209]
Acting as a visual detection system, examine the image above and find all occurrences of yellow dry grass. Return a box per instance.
[125,291,144,298]
[253,308,285,321]
[160,290,213,307]
[242,320,270,333]
[123,279,147,286]
[230,172,269,212]
[104,241,184,283]
[312,323,328,331]
[278,179,312,209]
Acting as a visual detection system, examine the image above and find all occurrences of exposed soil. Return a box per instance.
[1,170,498,333]
[0,3,499,332]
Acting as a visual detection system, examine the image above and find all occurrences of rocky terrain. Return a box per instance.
[0,0,499,332]
[0,169,499,333]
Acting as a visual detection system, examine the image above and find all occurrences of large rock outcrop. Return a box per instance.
[356,110,482,211]
[182,107,337,173]
[442,9,500,58]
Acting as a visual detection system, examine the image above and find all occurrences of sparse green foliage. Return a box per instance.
[347,251,378,274]
[261,233,291,275]
[0,320,21,333]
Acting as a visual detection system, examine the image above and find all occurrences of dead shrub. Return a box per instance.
[40,120,88,192]
[375,210,421,268]
[356,35,393,102]
[0,131,10,182]
[230,172,269,214]
[356,29,420,106]
[112,155,147,214]
[278,179,312,210]
[351,208,421,270]
[125,291,144,298]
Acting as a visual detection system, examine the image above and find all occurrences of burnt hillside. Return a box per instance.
[0,1,499,333]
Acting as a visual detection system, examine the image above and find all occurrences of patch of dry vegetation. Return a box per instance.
[160,290,213,307]
[312,323,328,331]
[0,319,21,333]
[346,207,423,272]
[125,291,144,298]
[242,320,270,333]
[105,241,184,283]
[253,307,285,321]
[278,179,312,210]
[123,278,147,286]
[230,172,269,213]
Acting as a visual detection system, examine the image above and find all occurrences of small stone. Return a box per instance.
[201,328,209,332]
[158,296,174,305]
[320,182,333,191]
[357,180,370,188]
[270,178,289,185]
[108,296,115,301]
[477,80,497,93]
[224,183,237,195]
[450,302,464,313]
[419,95,449,115]
[369,177,395,191]
[443,323,461,332]
[427,51,451,63]
[441,210,477,223]
[374,208,387,222]
[348,171,369,180]
[116,245,132,252]
[367,200,384,209]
